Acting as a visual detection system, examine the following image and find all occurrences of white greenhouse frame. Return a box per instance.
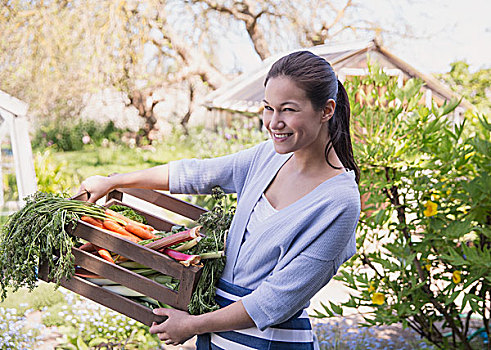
[0,90,37,212]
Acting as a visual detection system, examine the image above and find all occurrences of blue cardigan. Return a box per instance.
[169,140,360,330]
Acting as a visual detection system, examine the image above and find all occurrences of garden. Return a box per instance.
[1,68,489,350]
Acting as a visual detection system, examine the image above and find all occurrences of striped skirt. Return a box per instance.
[196,279,317,350]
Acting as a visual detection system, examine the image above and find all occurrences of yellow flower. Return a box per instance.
[424,201,438,217]
[421,258,431,271]
[446,189,451,196]
[372,292,385,305]
[368,281,376,292]
[464,151,475,160]
[452,270,461,284]
[431,193,440,201]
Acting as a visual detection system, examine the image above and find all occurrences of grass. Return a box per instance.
[0,281,65,315]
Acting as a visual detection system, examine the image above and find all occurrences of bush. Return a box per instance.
[34,150,81,194]
[31,118,131,151]
[313,67,490,350]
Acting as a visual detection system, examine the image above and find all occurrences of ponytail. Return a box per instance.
[325,80,360,183]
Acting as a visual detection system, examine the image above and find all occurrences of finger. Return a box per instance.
[87,194,98,204]
[77,184,86,195]
[152,308,171,317]
[149,322,165,334]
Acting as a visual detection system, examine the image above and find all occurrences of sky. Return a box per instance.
[220,0,491,75]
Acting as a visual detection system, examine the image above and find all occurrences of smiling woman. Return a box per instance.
[78,51,361,349]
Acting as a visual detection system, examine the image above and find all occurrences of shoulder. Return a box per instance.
[316,171,360,216]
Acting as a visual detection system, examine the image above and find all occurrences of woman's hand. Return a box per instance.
[78,175,114,203]
[149,308,196,346]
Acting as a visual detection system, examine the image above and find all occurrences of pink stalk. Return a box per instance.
[145,226,201,251]
[162,248,201,267]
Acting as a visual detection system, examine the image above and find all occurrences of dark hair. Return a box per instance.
[264,51,360,183]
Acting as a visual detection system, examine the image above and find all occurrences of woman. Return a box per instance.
[79,51,360,349]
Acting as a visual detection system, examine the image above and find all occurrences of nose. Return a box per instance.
[269,110,285,130]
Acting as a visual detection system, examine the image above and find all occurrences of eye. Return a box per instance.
[283,107,296,112]
[264,105,273,111]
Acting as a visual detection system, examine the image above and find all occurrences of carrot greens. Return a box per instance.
[187,187,234,315]
[0,192,105,300]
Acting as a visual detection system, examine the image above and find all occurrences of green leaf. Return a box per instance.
[320,301,334,317]
[76,336,89,350]
[88,337,108,347]
[445,290,460,306]
[309,309,328,318]
[442,98,461,116]
[330,301,344,316]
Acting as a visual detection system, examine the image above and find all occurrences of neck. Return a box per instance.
[291,139,343,176]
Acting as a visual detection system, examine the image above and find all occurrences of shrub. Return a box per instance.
[31,118,131,151]
[313,67,490,350]
[34,150,80,194]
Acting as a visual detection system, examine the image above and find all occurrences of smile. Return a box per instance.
[272,133,293,141]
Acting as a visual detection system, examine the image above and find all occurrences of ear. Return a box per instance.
[321,99,336,122]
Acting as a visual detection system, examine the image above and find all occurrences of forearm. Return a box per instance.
[107,164,169,191]
[80,164,170,203]
[192,300,255,334]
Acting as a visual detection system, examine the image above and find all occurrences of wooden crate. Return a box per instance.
[38,188,207,326]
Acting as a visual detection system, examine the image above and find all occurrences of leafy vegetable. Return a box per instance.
[0,192,106,300]
[109,205,147,224]
[188,187,234,315]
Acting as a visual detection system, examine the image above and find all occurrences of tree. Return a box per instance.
[0,0,422,140]
[437,61,491,115]
[314,68,490,350]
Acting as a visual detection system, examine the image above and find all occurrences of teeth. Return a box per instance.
[275,133,291,138]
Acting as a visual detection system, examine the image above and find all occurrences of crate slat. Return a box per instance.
[108,188,206,221]
[71,247,179,306]
[38,262,166,327]
[69,221,201,279]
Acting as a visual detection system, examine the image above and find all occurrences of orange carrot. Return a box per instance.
[94,245,115,264]
[103,219,142,243]
[125,222,157,240]
[80,216,104,228]
[105,209,154,231]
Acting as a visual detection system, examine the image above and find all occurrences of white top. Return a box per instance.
[243,193,278,242]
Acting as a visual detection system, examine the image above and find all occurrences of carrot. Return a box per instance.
[125,222,157,240]
[78,242,96,252]
[102,219,142,243]
[105,209,154,231]
[94,245,115,264]
[80,216,104,228]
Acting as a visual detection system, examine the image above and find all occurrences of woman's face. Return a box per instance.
[262,76,333,155]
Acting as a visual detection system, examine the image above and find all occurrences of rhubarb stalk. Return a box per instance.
[145,226,201,250]
[163,248,201,267]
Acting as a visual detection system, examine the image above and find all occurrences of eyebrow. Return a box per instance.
[262,99,301,107]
